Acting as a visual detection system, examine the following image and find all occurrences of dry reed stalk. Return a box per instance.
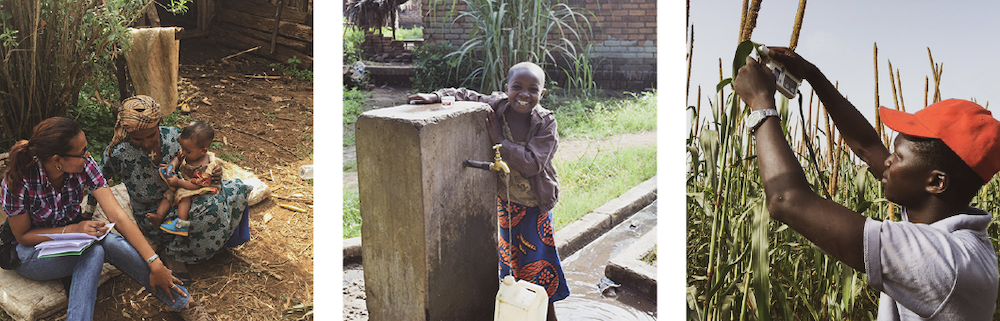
[928,47,942,103]
[897,69,906,112]
[789,0,807,50]
[888,60,899,111]
[739,0,750,41]
[718,58,724,110]
[924,77,929,107]
[687,25,694,106]
[873,43,884,145]
[805,87,813,143]
[823,97,833,164]
[829,136,843,197]
[740,0,762,42]
[695,85,702,137]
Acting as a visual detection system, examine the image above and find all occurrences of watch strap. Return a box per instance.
[748,109,779,134]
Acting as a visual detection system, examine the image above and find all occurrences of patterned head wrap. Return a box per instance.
[109,95,162,150]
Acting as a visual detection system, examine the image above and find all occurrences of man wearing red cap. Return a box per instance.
[734,47,1000,320]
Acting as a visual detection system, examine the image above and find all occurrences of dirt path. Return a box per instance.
[343,130,657,189]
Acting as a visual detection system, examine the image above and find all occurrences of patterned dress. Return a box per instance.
[101,127,250,264]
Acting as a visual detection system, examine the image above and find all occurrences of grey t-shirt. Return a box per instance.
[864,208,998,320]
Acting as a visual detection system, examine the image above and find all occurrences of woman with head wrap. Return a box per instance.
[101,96,251,282]
[1,117,210,320]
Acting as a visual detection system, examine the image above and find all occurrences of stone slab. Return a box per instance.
[605,227,657,301]
[343,236,362,265]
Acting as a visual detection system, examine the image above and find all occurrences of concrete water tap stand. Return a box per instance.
[355,101,498,320]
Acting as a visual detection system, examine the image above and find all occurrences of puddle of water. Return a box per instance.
[555,200,657,320]
[556,296,656,321]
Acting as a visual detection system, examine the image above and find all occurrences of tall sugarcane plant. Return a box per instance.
[0,0,148,149]
[442,0,592,94]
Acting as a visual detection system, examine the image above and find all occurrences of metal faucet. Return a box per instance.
[463,144,509,173]
[489,144,509,173]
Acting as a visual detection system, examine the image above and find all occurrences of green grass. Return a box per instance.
[162,110,195,128]
[551,145,656,229]
[343,87,371,147]
[378,26,423,40]
[642,245,657,265]
[343,187,362,239]
[553,91,657,140]
[210,142,245,164]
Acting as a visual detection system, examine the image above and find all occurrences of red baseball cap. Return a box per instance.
[879,99,1000,182]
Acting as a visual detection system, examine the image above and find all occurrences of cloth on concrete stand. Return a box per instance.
[125,27,180,117]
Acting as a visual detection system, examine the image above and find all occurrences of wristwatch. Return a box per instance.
[745,108,779,134]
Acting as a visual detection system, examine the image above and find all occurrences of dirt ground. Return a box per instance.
[34,36,315,321]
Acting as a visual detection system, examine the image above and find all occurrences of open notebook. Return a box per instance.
[35,222,116,258]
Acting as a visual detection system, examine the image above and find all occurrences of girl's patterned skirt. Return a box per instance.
[497,196,570,303]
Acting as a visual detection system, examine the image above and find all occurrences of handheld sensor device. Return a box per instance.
[756,45,801,99]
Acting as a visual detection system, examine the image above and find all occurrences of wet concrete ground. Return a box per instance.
[341,200,658,320]
[554,200,657,320]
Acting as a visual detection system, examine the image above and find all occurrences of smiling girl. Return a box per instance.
[408,62,569,320]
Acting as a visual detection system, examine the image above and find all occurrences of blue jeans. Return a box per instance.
[16,234,189,321]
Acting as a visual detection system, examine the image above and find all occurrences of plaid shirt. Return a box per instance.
[1,156,108,228]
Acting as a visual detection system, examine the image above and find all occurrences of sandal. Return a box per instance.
[160,219,190,236]
[159,164,176,183]
[178,299,211,321]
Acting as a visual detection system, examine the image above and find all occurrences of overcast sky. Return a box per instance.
[687,0,1000,124]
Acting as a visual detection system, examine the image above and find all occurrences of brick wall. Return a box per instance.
[420,0,656,91]
[362,32,422,63]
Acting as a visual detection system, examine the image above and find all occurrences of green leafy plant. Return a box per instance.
[343,21,365,65]
[445,0,593,93]
[343,86,371,147]
[164,0,192,14]
[0,0,149,149]
[161,109,194,128]
[271,56,312,82]
[562,44,600,97]
[410,42,470,92]
[343,86,370,125]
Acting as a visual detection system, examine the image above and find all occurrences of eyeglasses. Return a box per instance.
[62,150,91,159]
